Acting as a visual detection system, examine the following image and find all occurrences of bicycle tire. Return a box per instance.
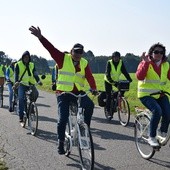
[0,86,3,108]
[118,97,130,126]
[134,113,155,159]
[78,123,94,170]
[28,102,38,136]
[13,97,19,115]
[0,98,3,108]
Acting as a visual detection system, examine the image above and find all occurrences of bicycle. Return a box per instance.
[0,77,5,108]
[100,80,130,126]
[134,90,170,159]
[62,91,94,170]
[16,83,39,136]
[12,89,19,115]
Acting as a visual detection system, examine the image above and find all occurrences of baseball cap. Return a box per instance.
[73,43,84,54]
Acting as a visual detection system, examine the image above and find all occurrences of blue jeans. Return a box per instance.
[57,92,94,141]
[7,83,13,108]
[18,85,30,120]
[140,95,170,137]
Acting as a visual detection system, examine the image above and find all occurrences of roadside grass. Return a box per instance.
[39,73,144,114]
[0,159,8,170]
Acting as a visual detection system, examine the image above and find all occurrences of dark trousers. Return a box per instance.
[105,81,113,112]
[57,92,94,141]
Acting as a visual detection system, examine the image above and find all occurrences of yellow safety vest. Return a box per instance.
[7,66,14,83]
[57,54,88,91]
[0,65,5,77]
[137,62,169,99]
[104,60,122,83]
[17,61,35,85]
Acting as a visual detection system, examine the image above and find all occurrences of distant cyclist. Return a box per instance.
[29,26,97,155]
[51,63,58,91]
[104,51,132,119]
[6,59,17,112]
[136,42,170,147]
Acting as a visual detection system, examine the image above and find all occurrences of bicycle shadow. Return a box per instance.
[36,103,51,107]
[38,115,57,123]
[66,153,115,170]
[149,158,170,169]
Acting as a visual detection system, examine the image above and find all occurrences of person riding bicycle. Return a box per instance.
[13,51,42,125]
[136,42,170,147]
[0,62,6,100]
[51,63,58,91]
[104,51,132,119]
[6,59,17,112]
[29,26,97,155]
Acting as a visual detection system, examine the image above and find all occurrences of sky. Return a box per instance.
[1,0,170,60]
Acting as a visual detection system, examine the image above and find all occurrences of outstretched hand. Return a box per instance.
[141,52,151,62]
[29,26,42,39]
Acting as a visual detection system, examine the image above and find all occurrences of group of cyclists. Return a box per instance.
[0,25,170,157]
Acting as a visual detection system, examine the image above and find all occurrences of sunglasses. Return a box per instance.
[153,50,164,55]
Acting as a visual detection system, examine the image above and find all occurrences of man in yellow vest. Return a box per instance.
[14,51,42,125]
[136,42,170,147]
[104,51,132,119]
[29,26,97,155]
[0,62,6,104]
[6,59,17,112]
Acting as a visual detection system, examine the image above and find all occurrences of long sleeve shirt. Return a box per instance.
[136,60,170,80]
[105,60,132,83]
[39,36,97,93]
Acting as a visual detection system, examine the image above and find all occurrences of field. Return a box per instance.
[39,73,144,114]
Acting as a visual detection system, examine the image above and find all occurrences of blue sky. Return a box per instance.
[1,0,170,60]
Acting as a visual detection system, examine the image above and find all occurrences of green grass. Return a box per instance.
[39,73,144,114]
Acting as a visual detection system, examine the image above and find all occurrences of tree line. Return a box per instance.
[1,50,170,74]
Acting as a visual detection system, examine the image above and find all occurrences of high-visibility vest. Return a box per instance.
[57,54,88,91]
[7,66,14,83]
[17,61,35,85]
[104,60,122,83]
[0,65,5,77]
[137,62,169,99]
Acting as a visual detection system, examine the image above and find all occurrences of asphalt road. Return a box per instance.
[0,88,170,170]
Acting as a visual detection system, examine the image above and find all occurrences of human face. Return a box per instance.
[23,55,30,64]
[112,56,120,63]
[72,50,83,61]
[152,47,164,62]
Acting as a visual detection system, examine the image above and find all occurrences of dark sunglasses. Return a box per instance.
[153,50,164,55]
[74,49,83,54]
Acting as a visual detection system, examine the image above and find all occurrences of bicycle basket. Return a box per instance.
[29,86,39,102]
[98,91,106,107]
[118,80,130,91]
[0,77,5,86]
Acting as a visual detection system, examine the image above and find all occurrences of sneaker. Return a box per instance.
[106,111,113,120]
[9,107,13,112]
[157,129,167,138]
[57,141,65,155]
[148,137,159,147]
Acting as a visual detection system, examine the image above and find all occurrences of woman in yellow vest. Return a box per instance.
[29,26,97,155]
[136,42,170,147]
[104,51,132,119]
[6,59,17,112]
[14,51,42,125]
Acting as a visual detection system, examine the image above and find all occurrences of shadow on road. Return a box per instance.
[150,158,170,169]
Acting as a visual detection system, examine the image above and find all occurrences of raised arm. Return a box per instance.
[29,26,42,39]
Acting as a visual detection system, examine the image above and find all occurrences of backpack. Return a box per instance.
[98,91,106,107]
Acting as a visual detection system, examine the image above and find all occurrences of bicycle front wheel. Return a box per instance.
[78,123,94,170]
[134,113,155,159]
[28,103,38,136]
[0,86,3,108]
[118,97,130,126]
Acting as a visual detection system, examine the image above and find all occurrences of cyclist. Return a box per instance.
[136,42,170,147]
[13,51,42,126]
[51,63,58,91]
[0,62,6,99]
[104,51,132,119]
[29,26,97,155]
[6,59,17,112]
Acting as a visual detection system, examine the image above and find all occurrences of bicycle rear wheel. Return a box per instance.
[78,123,94,170]
[118,97,130,126]
[134,113,155,159]
[0,86,3,108]
[28,103,38,136]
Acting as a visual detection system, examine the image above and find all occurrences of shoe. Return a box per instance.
[148,137,159,147]
[157,129,167,138]
[106,111,113,120]
[9,107,13,112]
[57,141,65,155]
